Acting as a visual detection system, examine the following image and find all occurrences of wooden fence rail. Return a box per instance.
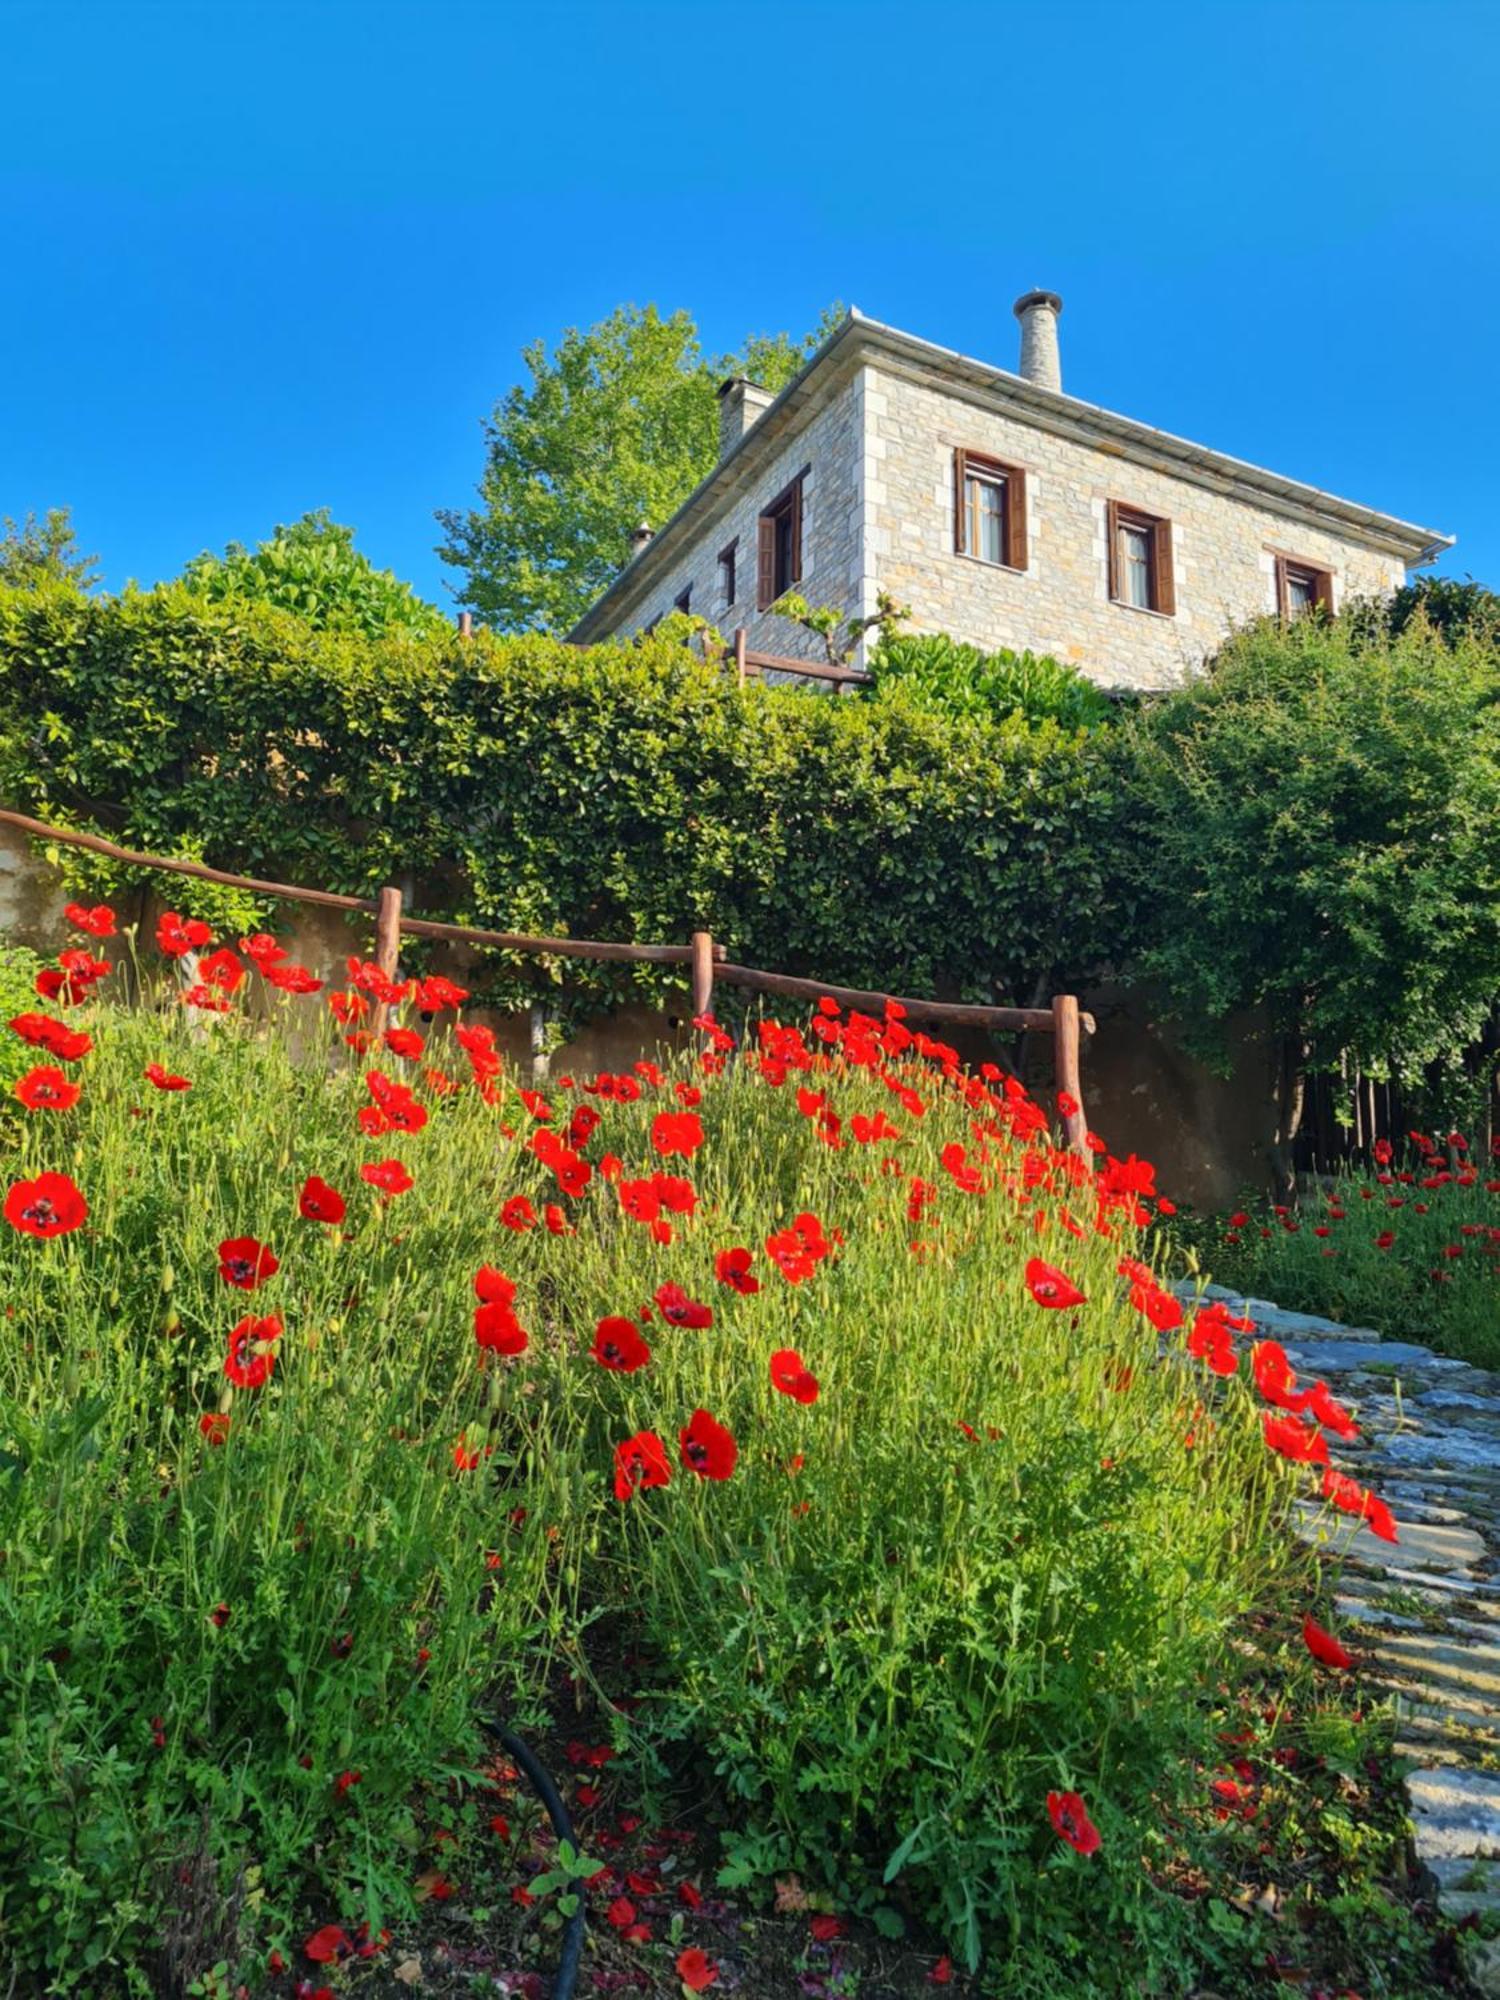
[0,805,1094,1149]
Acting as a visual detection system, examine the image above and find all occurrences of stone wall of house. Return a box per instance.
[605,372,869,666]
[863,366,1409,687]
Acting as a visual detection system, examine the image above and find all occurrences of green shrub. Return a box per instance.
[868,630,1117,731]
[0,582,1123,1017]
[1116,613,1500,1187]
[0,957,1317,1993]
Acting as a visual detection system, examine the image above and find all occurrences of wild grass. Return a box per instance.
[0,939,1350,1994]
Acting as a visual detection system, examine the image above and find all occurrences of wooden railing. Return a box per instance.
[0,806,1094,1150]
[731,628,871,688]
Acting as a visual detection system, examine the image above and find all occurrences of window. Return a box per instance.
[674,586,692,616]
[718,540,737,607]
[1106,502,1175,615]
[1274,553,1333,620]
[953,449,1027,569]
[757,470,806,609]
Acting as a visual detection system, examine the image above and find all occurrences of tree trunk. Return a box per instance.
[1269,1032,1308,1202]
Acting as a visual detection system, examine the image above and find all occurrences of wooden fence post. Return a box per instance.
[372,885,403,1037]
[1052,993,1088,1155]
[733,627,748,688]
[690,930,715,1037]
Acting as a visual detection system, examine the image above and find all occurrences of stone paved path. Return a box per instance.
[1179,1283,1500,1988]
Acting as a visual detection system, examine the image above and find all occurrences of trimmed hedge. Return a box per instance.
[0,583,1124,1016]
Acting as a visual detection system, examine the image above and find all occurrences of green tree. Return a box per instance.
[436,302,842,634]
[0,507,99,590]
[183,509,446,639]
[1119,614,1500,1190]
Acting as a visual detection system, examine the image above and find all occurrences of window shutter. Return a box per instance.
[1314,568,1335,615]
[789,476,804,585]
[1006,468,1028,571]
[1273,554,1290,620]
[1153,517,1176,616]
[953,448,968,554]
[1105,500,1121,602]
[757,514,776,610]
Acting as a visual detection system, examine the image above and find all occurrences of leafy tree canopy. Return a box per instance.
[0,507,99,591]
[1119,613,1500,1135]
[436,302,843,635]
[183,509,446,640]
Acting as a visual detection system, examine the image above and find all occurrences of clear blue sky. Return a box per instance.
[3,0,1495,605]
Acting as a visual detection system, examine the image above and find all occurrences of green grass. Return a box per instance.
[0,939,1414,1995]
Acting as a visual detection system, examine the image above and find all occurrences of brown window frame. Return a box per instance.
[718,540,737,608]
[1106,501,1175,616]
[1273,552,1334,620]
[953,448,1028,571]
[757,468,807,610]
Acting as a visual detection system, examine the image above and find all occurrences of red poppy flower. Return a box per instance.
[362,1152,414,1192]
[809,1915,845,1942]
[14,1064,81,1112]
[770,1348,820,1404]
[453,1438,481,1471]
[263,961,324,995]
[1322,1467,1399,1543]
[614,1430,672,1500]
[4,1170,88,1239]
[237,932,286,966]
[414,973,470,1012]
[327,989,369,1026]
[298,1174,346,1224]
[655,1282,712,1330]
[63,901,115,937]
[217,1235,279,1289]
[1305,1380,1358,1441]
[144,1061,192,1091]
[679,1408,737,1481]
[1261,1413,1329,1465]
[1130,1282,1183,1332]
[765,1228,816,1284]
[224,1314,283,1389]
[1025,1258,1086,1309]
[500,1195,537,1232]
[196,947,245,994]
[304,1925,353,1964]
[653,1171,698,1216]
[474,1265,516,1305]
[651,1109,704,1158]
[198,1412,231,1445]
[714,1246,760,1294]
[1046,1789,1100,1855]
[1302,1614,1354,1670]
[155,916,212,960]
[474,1294,528,1355]
[676,1948,719,1991]
[383,1027,425,1059]
[544,1202,574,1235]
[592,1316,652,1372]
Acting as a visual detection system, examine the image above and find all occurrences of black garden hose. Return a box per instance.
[484,1721,586,2000]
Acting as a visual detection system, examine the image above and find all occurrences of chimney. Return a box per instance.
[1013,290,1063,392]
[628,520,654,561]
[717,376,774,459]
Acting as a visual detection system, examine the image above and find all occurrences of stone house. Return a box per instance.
[570,294,1452,687]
